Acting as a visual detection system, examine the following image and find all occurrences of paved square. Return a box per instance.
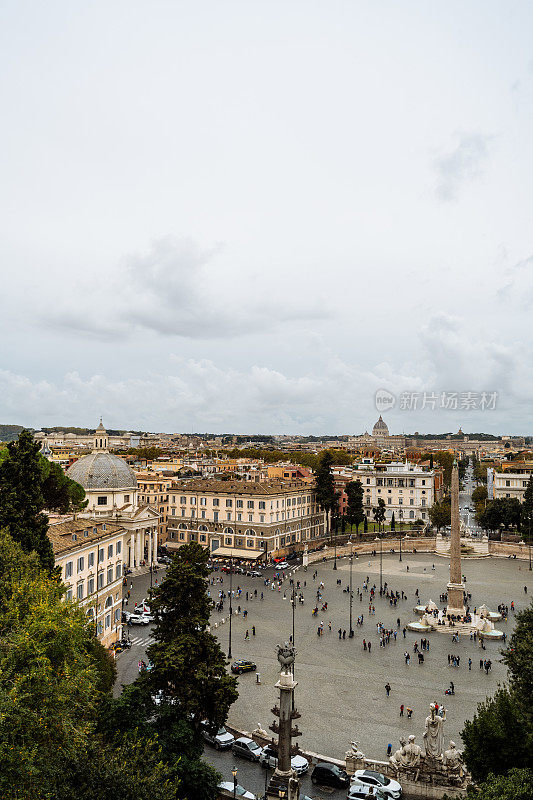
[211,553,531,761]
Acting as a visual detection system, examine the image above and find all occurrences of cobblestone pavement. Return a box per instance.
[210,553,531,761]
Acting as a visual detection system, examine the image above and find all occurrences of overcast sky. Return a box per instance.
[1,1,532,435]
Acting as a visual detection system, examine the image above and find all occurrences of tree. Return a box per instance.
[461,688,529,781]
[373,498,386,531]
[390,512,395,531]
[315,451,336,534]
[474,769,533,800]
[146,542,238,730]
[429,498,451,532]
[0,430,55,573]
[345,479,365,535]
[363,515,368,533]
[501,601,533,738]
[40,458,88,514]
[472,485,488,506]
[521,475,533,542]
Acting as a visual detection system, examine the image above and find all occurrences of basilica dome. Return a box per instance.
[372,415,389,437]
[67,451,137,490]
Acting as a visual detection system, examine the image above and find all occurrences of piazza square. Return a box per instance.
[212,552,531,760]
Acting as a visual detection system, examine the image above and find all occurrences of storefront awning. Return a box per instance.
[209,547,265,561]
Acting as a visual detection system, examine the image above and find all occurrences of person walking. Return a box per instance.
[468,658,472,670]
[387,743,393,757]
[252,625,256,636]
[385,682,391,697]
[400,704,404,717]
[245,630,249,640]
[368,641,372,653]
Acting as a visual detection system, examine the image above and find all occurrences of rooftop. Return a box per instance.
[169,478,314,495]
[48,519,123,557]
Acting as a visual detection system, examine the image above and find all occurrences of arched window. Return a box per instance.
[105,596,113,609]
[179,523,187,530]
[224,527,233,534]
[199,525,208,531]
[245,528,255,536]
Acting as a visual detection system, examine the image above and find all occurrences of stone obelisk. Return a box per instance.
[446,459,466,617]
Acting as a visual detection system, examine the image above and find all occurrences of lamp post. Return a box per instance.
[232,766,237,800]
[349,539,354,636]
[228,558,234,659]
[333,511,337,570]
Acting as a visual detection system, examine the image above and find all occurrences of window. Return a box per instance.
[65,561,73,579]
[107,567,113,584]
[114,609,121,622]
[88,577,95,594]
[97,573,104,589]
[116,563,122,579]
[88,552,95,568]
[200,497,206,506]
[213,498,220,507]
[76,584,84,600]
[201,509,206,519]
[236,500,243,508]
[421,480,426,486]
[200,534,206,543]
[179,532,185,540]
[225,537,232,545]
[226,499,233,507]
[116,541,121,554]
[97,496,107,506]
[247,500,254,509]
[105,613,111,629]
[124,494,130,503]
[409,479,415,487]
[505,480,510,487]
[107,544,113,558]
[213,512,219,522]
[248,514,253,522]
[76,556,84,573]
[98,548,104,563]
[247,539,254,547]
[410,499,414,505]
[97,621,103,636]
[227,512,231,521]
[259,501,266,510]
[387,498,392,504]
[190,497,196,505]
[260,514,265,523]
[237,512,242,521]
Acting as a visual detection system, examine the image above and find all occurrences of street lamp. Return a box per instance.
[333,511,338,570]
[349,539,354,636]
[228,558,234,659]
[232,766,238,800]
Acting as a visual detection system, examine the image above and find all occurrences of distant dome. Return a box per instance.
[67,451,137,490]
[372,415,389,437]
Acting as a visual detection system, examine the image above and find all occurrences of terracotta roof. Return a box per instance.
[168,478,315,495]
[48,519,123,557]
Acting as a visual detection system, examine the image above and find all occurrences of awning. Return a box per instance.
[209,547,265,561]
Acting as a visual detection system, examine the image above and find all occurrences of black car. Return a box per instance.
[311,762,350,789]
[231,659,257,675]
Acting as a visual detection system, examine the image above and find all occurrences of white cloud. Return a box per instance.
[433,133,492,202]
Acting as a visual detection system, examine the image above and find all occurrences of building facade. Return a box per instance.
[48,519,124,648]
[166,478,326,560]
[136,470,172,544]
[487,463,533,501]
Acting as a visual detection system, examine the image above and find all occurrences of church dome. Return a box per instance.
[372,415,389,437]
[67,451,137,490]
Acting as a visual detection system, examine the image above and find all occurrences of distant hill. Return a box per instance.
[0,424,26,442]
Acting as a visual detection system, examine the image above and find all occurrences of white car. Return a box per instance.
[347,787,386,800]
[351,770,402,799]
[201,721,235,749]
[218,781,254,799]
[127,613,150,625]
[259,744,309,775]
[276,562,289,569]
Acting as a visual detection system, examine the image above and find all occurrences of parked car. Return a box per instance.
[259,744,309,775]
[347,786,386,800]
[231,737,261,762]
[311,762,350,789]
[200,722,235,750]
[127,613,150,625]
[231,659,257,675]
[217,781,254,799]
[351,770,402,799]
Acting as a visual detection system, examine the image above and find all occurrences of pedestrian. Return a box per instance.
[525,586,528,594]
[245,630,249,640]
[368,641,371,653]
[468,658,472,670]
[363,639,367,650]
[400,704,404,716]
[406,707,413,718]
[343,629,346,639]
[387,743,392,757]
[480,659,483,669]
[339,628,342,640]
[252,626,256,636]
[385,682,391,697]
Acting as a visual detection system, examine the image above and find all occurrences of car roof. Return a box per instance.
[235,736,254,744]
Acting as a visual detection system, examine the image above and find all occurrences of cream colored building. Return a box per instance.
[487,464,533,501]
[48,519,125,648]
[336,460,438,523]
[66,422,160,570]
[167,478,326,560]
[136,470,172,544]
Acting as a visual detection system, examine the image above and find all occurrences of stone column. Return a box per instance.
[136,531,142,568]
[153,530,158,563]
[447,460,465,615]
[148,529,153,566]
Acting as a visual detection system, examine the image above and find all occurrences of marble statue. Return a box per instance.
[443,741,464,778]
[253,722,269,738]
[389,736,422,772]
[423,703,446,759]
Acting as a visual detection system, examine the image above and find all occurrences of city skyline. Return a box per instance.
[1,2,533,434]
